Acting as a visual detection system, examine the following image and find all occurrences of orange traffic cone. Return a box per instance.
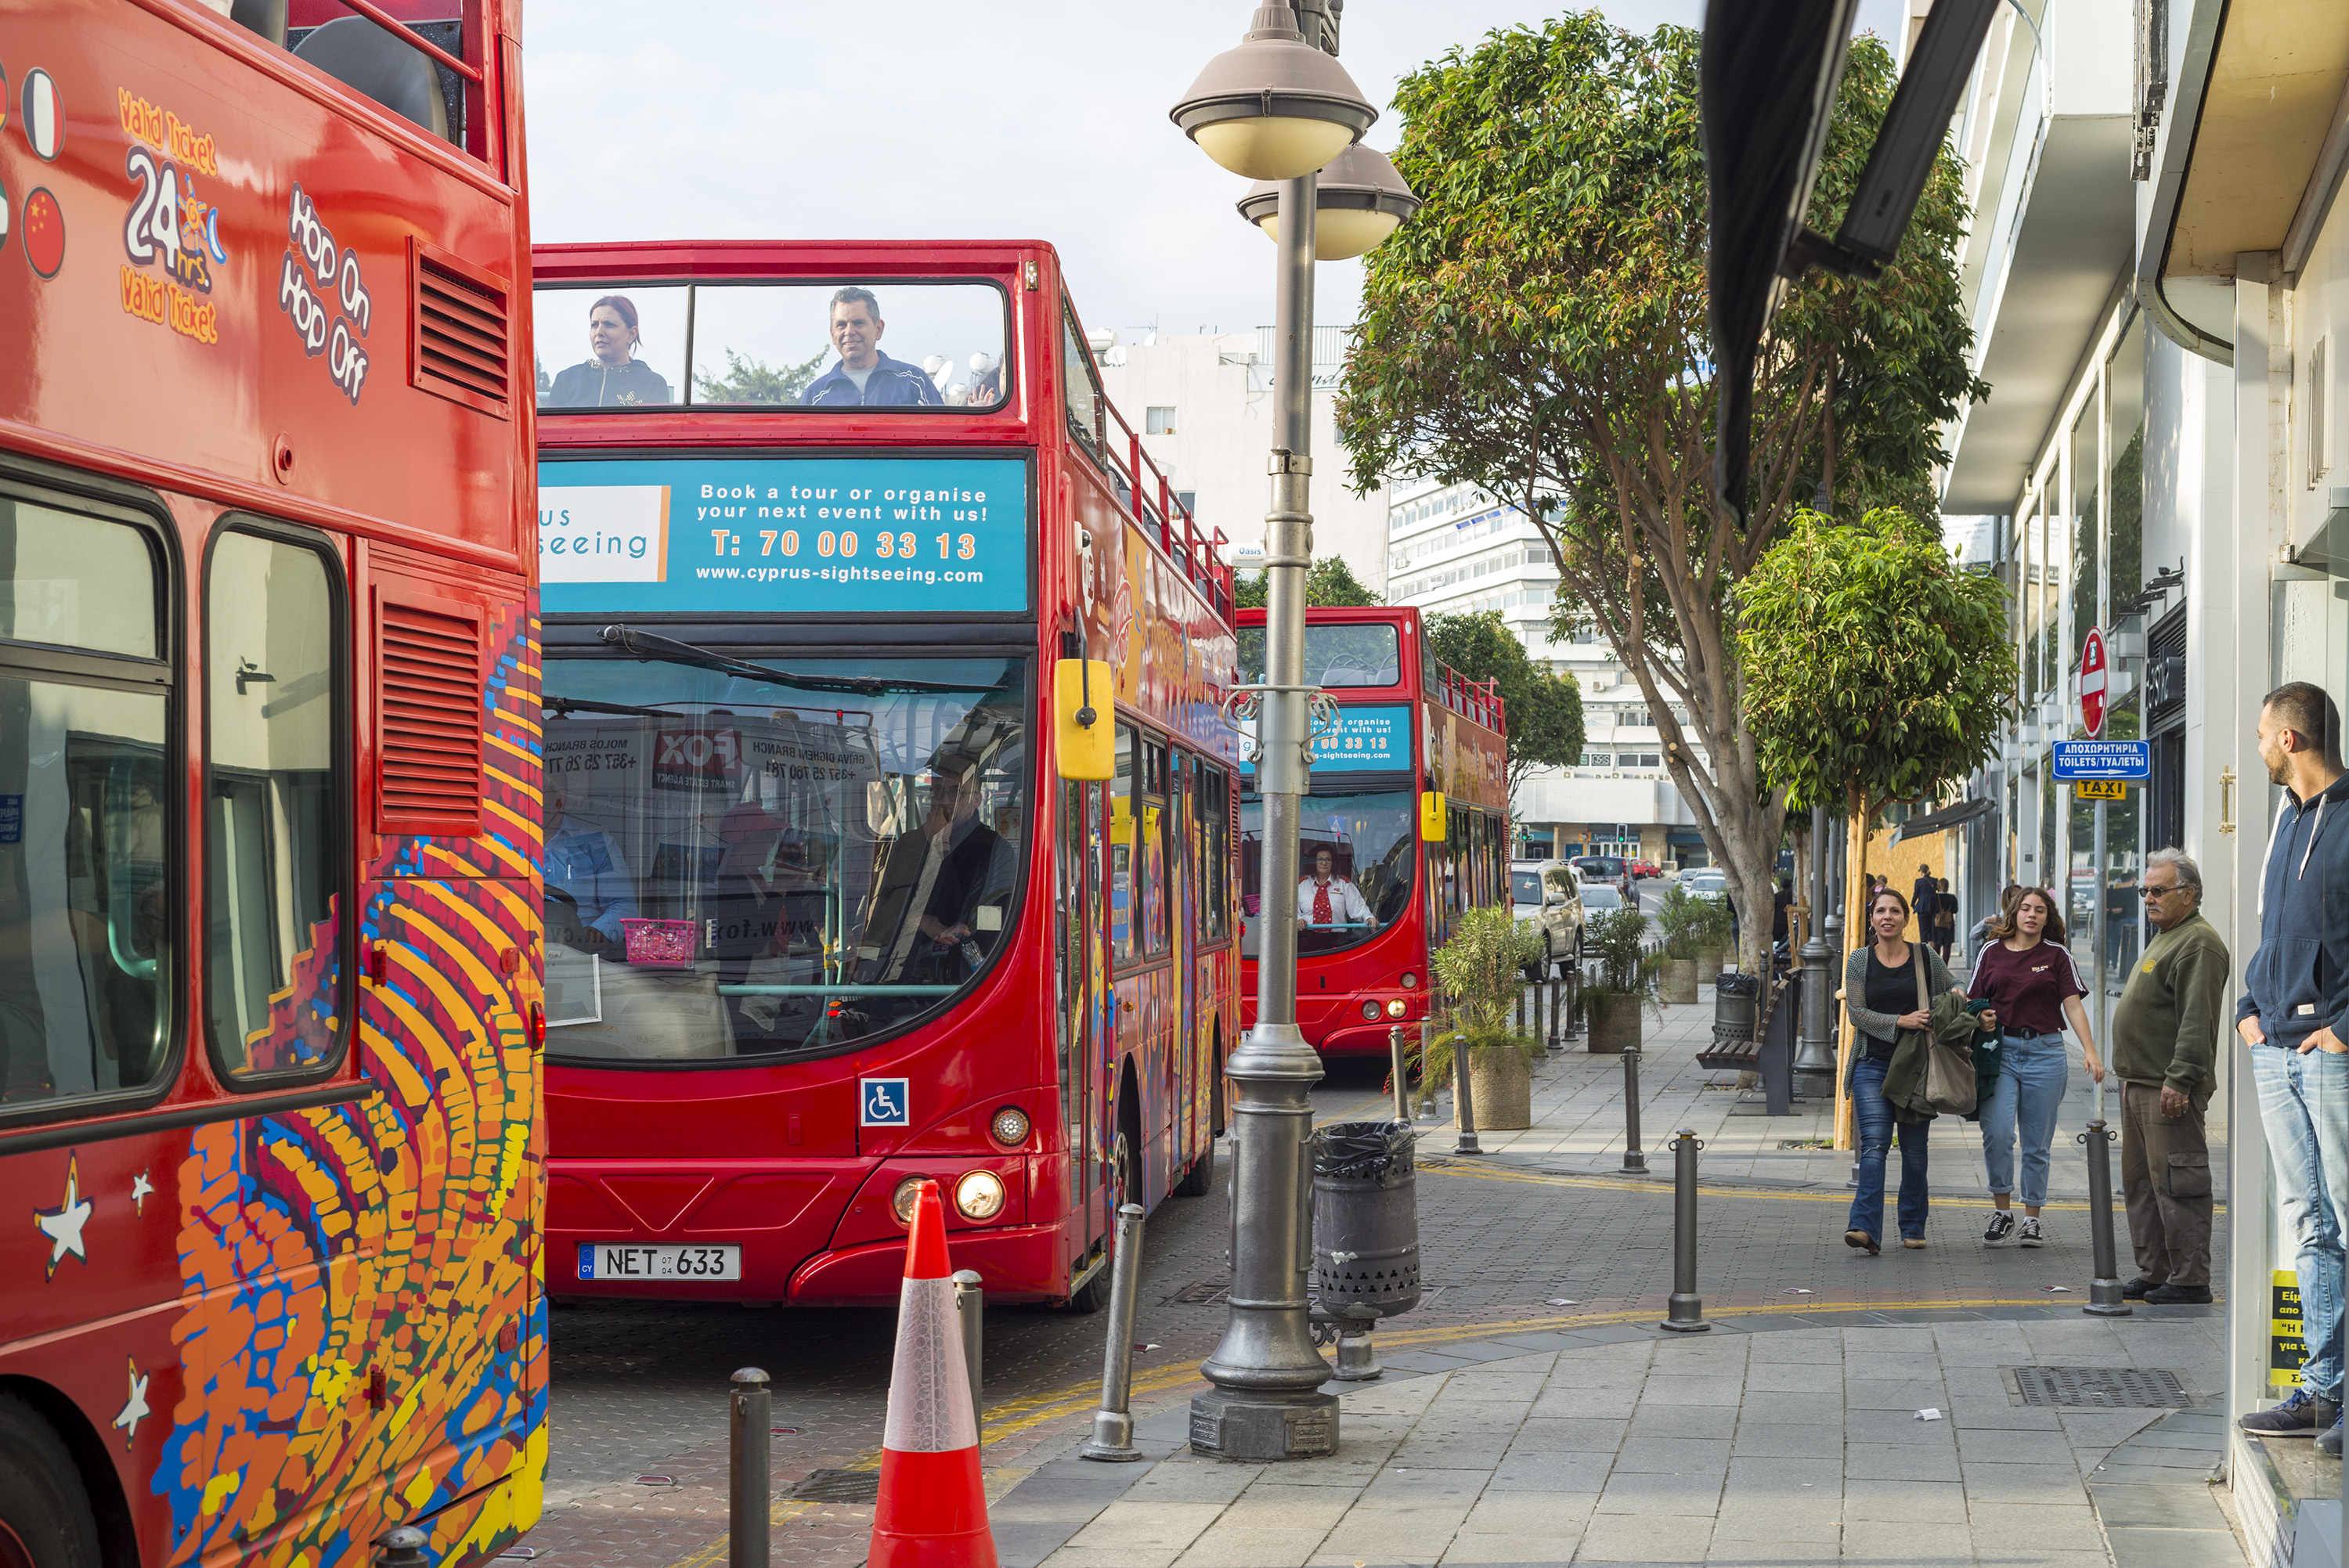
[869,1180,998,1568]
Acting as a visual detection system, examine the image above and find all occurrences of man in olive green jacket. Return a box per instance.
[2109,849,2231,1303]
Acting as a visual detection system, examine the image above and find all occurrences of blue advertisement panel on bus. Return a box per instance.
[539,456,1030,615]
[1240,704,1411,776]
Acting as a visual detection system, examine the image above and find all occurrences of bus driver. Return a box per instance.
[801,287,945,407]
[1297,847,1373,929]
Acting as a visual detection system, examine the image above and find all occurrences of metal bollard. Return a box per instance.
[1080,1203,1149,1460]
[953,1269,986,1416]
[2080,1112,2131,1317]
[373,1528,428,1568]
[1452,1032,1482,1155]
[1517,982,1527,1036]
[1416,1022,1438,1121]
[1660,1130,1710,1332]
[728,1368,771,1568]
[1549,973,1562,1047]
[1618,1045,1647,1174]
[1389,1026,1411,1124]
[1331,1319,1381,1380]
[1560,962,1581,1042]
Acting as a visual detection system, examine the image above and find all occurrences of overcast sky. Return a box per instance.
[525,1,1903,345]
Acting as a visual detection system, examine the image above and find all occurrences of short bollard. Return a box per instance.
[728,1368,771,1568]
[1559,964,1582,1042]
[1548,973,1562,1048]
[1618,1045,1647,1174]
[1389,1026,1411,1123]
[2080,1115,2131,1317]
[373,1527,428,1568]
[1079,1203,1148,1461]
[1332,1319,1381,1380]
[1660,1130,1710,1332]
[1452,1033,1482,1155]
[952,1269,986,1416]
[1416,1022,1438,1121]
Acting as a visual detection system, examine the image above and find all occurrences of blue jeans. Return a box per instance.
[1979,1032,2069,1207]
[2249,1044,2349,1402]
[1848,1054,1929,1242]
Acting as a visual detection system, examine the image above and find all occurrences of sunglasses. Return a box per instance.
[2140,885,2184,899]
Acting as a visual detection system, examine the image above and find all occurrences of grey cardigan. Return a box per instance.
[1845,943,1956,1046]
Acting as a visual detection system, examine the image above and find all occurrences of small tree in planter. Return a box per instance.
[1694,897,1737,975]
[1427,905,1545,1130]
[1654,885,1708,1004]
[1579,905,1664,1054]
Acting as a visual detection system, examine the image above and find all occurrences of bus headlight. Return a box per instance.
[1400,971,1418,989]
[1361,1000,1382,1021]
[990,1106,1030,1147]
[954,1170,1007,1222]
[1387,999,1408,1018]
[891,1177,926,1225]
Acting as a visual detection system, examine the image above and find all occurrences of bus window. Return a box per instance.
[206,530,345,1081]
[0,500,171,1109]
[1110,724,1136,966]
[1239,788,1416,961]
[1197,762,1230,943]
[688,282,1009,409]
[1237,622,1402,689]
[533,286,687,409]
[540,653,1028,1058]
[1063,305,1107,465]
[1140,738,1168,959]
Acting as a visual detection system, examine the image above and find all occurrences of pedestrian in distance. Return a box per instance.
[1842,888,1963,1255]
[1968,884,2022,968]
[1912,863,1936,930]
[1968,887,2104,1248]
[1932,878,1958,962]
[2235,682,2349,1454]
[2108,848,2228,1306]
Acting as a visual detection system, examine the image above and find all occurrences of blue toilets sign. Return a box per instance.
[2051,741,2149,780]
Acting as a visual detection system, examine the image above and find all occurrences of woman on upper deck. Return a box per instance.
[545,295,673,408]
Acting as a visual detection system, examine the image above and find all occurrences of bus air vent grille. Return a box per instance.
[377,593,484,835]
[410,240,511,419]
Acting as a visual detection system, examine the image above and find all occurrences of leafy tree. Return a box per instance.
[1424,610,1585,791]
[692,345,828,406]
[1738,508,2015,825]
[1335,18,1983,969]
[1232,555,1384,611]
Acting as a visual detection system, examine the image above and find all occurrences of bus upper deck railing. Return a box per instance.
[1438,668,1504,731]
[1102,396,1232,622]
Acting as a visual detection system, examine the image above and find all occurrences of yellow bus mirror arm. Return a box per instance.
[1055,659,1115,780]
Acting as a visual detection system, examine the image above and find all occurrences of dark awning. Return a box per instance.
[1889,798,1997,845]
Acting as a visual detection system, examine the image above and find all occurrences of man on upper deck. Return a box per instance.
[800,287,944,408]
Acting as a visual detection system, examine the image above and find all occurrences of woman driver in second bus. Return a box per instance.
[546,294,673,407]
[1297,847,1373,929]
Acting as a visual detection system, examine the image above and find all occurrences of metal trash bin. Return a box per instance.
[1311,1121,1422,1321]
[1712,970,1761,1054]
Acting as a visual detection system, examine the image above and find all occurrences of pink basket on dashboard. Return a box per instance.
[621,917,696,968]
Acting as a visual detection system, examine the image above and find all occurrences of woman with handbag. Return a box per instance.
[1967,886,2104,1247]
[1843,887,1962,1254]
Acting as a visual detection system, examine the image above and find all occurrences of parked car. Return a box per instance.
[1579,884,1628,914]
[1631,859,1662,880]
[1680,867,1729,903]
[1573,854,1633,900]
[1510,859,1586,978]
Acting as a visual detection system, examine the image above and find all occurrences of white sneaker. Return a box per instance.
[1982,1210,2015,1245]
[2018,1216,2044,1248]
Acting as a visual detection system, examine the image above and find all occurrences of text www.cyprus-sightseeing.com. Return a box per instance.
[693,564,987,586]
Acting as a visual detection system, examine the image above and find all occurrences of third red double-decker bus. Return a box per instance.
[530,240,1237,1310]
[1236,605,1508,1058]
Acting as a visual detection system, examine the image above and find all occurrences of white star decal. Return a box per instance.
[130,1171,153,1214]
[112,1358,150,1447]
[34,1153,92,1279]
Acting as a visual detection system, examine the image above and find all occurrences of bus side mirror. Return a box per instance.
[1055,659,1114,780]
[1419,791,1446,842]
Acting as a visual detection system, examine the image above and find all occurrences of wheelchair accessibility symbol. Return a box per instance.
[860,1078,911,1127]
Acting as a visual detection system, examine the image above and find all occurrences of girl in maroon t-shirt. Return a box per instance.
[1967,887,2105,1246]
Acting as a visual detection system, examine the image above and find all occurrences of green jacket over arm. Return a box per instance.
[2109,910,2231,1104]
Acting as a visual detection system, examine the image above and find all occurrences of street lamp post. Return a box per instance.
[1171,0,1400,1463]
[1795,802,1836,1097]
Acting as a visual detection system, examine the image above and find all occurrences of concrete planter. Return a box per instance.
[1659,958,1700,1005]
[1587,993,1643,1054]
[1465,1047,1532,1130]
[1693,946,1725,977]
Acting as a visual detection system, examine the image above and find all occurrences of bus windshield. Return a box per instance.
[532,281,1011,411]
[1237,623,1402,688]
[540,653,1027,1060]
[1238,789,1416,958]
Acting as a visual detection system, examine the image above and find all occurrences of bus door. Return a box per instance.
[1061,778,1112,1253]
[1172,752,1196,1159]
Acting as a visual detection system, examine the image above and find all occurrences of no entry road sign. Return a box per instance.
[2053,740,2149,780]
[2080,628,2108,737]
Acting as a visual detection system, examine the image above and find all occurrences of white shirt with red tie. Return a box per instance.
[1296,873,1373,927]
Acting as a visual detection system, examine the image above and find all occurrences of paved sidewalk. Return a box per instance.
[991,1307,2239,1568]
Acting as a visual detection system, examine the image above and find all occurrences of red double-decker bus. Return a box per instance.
[0,3,543,1566]
[532,240,1237,1310]
[1236,606,1508,1058]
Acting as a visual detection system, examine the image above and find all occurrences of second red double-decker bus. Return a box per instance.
[531,240,1237,1309]
[1236,606,1508,1058]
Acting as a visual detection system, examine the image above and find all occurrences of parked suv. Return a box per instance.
[1510,860,1585,979]
[1573,855,1633,901]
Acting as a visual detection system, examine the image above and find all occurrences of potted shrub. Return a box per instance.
[1653,885,1706,1004]
[1579,904,1663,1054]
[1693,897,1734,977]
[1427,905,1544,1130]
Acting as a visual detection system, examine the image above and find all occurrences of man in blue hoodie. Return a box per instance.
[2237,682,2349,1454]
[799,287,944,408]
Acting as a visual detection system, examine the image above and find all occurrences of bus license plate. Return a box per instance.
[579,1243,742,1281]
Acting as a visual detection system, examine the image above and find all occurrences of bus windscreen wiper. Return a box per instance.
[542,694,676,719]
[597,625,972,694]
